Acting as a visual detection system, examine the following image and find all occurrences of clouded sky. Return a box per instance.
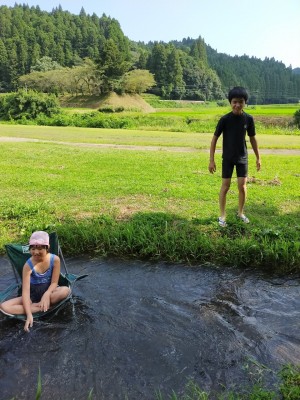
[2,0,300,68]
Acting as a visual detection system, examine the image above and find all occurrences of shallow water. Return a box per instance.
[0,256,299,400]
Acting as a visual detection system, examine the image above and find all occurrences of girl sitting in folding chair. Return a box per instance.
[0,231,70,332]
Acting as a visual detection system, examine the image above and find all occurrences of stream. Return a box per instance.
[0,256,299,400]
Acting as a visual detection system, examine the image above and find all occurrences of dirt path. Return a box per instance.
[0,136,300,154]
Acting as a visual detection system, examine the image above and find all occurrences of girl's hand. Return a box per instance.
[24,315,33,332]
[40,292,51,312]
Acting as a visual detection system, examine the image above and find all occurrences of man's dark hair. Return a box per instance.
[228,87,249,103]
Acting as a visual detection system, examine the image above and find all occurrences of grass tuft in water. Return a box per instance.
[36,368,42,400]
[156,364,300,400]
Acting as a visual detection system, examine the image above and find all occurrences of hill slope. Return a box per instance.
[59,93,155,112]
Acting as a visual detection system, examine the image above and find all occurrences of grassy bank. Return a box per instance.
[0,131,299,272]
[8,110,299,135]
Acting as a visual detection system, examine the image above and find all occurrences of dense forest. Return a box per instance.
[0,4,299,104]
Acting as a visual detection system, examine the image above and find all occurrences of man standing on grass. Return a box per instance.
[208,86,261,227]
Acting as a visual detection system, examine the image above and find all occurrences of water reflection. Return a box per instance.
[0,256,299,399]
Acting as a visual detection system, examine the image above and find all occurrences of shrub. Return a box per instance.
[293,109,300,128]
[98,106,125,113]
[216,99,228,107]
[0,89,61,120]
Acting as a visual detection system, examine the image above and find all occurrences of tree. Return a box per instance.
[31,56,63,72]
[136,50,149,70]
[190,37,208,67]
[166,46,185,99]
[16,36,28,75]
[98,38,131,93]
[19,59,101,95]
[5,38,19,89]
[1,5,300,102]
[120,69,155,94]
[101,38,131,77]
[68,59,101,95]
[0,38,9,89]
[146,43,168,96]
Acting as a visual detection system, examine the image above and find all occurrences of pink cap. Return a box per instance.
[29,231,50,247]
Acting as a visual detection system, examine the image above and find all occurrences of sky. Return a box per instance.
[2,0,300,68]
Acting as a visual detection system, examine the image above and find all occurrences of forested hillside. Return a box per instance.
[0,4,299,104]
[206,46,300,104]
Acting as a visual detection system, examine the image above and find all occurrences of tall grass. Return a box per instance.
[11,111,299,135]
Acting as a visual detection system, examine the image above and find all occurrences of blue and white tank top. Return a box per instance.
[27,253,55,285]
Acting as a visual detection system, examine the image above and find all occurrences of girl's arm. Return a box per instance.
[39,255,60,312]
[22,264,33,332]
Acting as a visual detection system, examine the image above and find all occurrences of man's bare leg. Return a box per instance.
[219,178,231,219]
[237,177,247,217]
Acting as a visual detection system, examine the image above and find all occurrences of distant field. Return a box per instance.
[142,94,299,113]
[247,104,300,115]
[154,104,299,116]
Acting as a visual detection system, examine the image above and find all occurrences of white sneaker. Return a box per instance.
[237,214,250,223]
[218,217,227,227]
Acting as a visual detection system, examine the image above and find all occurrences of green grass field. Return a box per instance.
[1,143,298,221]
[0,124,300,149]
[0,123,299,272]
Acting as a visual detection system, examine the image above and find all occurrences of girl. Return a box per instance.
[0,231,70,332]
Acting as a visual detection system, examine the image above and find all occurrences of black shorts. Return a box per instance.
[222,159,248,179]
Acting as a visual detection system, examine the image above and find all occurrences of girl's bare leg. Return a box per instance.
[50,286,71,305]
[1,286,71,315]
[0,297,25,315]
[0,297,41,314]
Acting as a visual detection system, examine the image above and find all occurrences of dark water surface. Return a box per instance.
[0,256,299,400]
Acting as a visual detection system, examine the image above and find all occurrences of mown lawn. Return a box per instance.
[0,128,299,271]
[0,124,300,149]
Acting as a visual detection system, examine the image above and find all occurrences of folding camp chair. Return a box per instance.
[0,232,87,320]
